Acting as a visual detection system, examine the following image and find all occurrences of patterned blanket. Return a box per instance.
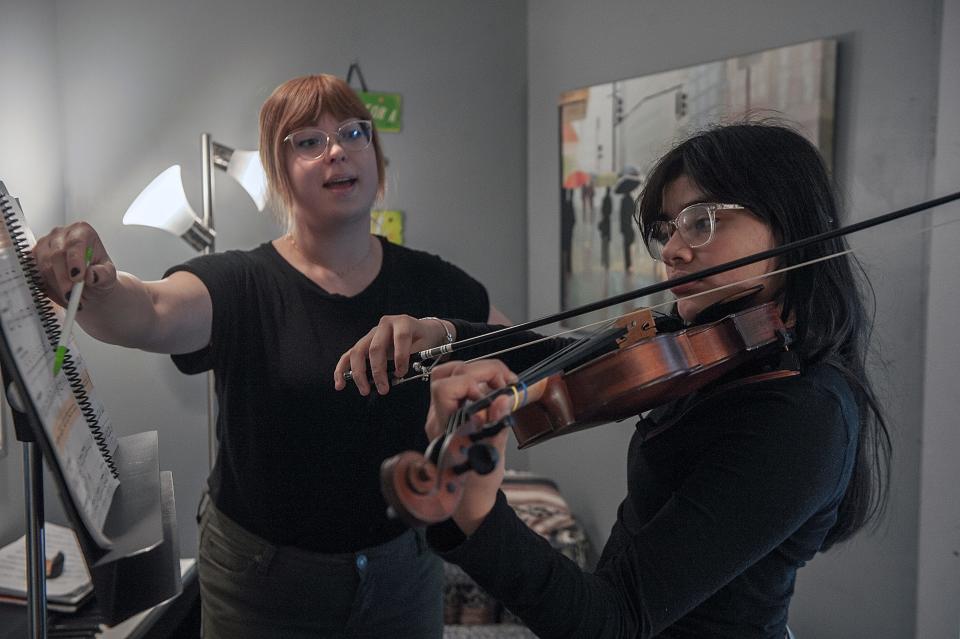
[442,470,593,630]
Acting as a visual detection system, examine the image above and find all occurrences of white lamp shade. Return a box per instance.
[226,149,267,211]
[123,165,201,236]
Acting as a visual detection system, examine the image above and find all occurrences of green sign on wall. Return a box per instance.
[359,91,402,132]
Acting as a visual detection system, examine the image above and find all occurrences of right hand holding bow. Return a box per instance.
[334,314,455,395]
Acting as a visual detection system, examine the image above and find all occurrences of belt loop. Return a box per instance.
[196,487,211,525]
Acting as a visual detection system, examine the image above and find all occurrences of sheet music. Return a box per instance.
[64,343,119,456]
[0,226,116,547]
[0,522,93,602]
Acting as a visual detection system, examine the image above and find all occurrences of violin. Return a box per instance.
[381,300,791,526]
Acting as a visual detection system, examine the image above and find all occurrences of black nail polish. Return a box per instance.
[92,271,99,284]
[64,290,71,301]
[78,303,83,312]
[70,267,80,277]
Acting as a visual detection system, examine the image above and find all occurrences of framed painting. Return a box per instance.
[559,39,836,326]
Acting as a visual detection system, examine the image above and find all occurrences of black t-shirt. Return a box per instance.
[165,236,489,552]
[430,319,859,638]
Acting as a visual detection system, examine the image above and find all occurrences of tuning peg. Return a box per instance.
[451,443,499,476]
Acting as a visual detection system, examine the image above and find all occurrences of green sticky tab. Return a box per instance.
[370,210,404,245]
[84,246,93,263]
[358,91,402,132]
[53,346,67,376]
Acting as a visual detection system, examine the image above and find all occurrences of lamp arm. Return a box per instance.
[182,220,216,252]
[210,141,234,171]
[200,133,218,471]
[201,133,216,241]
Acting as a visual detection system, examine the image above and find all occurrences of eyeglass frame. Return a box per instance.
[645,202,745,261]
[283,119,374,161]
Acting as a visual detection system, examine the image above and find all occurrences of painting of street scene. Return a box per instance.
[559,39,836,327]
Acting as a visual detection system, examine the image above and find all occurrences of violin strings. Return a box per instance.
[516,330,608,381]
[448,327,624,427]
[508,327,623,395]
[391,320,629,387]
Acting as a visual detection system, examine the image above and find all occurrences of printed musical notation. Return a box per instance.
[0,522,94,609]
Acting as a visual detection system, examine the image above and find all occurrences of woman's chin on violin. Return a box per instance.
[656,174,783,323]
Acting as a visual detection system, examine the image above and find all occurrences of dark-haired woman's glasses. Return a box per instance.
[284,119,373,160]
[645,202,744,261]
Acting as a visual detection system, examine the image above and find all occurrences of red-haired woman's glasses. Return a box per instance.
[284,119,373,160]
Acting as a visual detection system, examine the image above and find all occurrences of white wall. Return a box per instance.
[0,0,528,558]
[525,1,947,637]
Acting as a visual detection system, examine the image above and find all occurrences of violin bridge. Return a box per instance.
[614,308,657,347]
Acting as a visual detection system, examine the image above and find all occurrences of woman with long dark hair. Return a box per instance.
[632,122,891,547]
[342,121,891,638]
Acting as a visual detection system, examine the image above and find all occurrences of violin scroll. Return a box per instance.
[381,429,505,527]
[381,376,550,527]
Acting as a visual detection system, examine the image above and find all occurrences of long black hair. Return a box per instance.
[636,121,891,547]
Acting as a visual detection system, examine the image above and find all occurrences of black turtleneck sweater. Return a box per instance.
[428,319,858,638]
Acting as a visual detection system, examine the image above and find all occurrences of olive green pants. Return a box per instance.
[198,501,443,638]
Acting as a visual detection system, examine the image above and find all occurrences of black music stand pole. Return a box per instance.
[8,381,48,639]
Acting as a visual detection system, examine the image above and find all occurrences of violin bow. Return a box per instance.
[344,191,960,385]
[417,190,960,359]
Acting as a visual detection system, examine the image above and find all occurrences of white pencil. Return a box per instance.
[53,247,92,376]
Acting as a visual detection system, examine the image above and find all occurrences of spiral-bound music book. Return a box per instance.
[0,182,118,547]
[0,181,182,623]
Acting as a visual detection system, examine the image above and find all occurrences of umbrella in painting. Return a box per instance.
[615,165,642,194]
[563,170,591,190]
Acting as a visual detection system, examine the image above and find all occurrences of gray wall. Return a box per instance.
[0,0,64,545]
[1,1,956,637]
[918,0,960,635]
[0,0,528,558]
[524,1,951,637]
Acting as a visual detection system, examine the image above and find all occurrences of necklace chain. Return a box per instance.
[287,234,374,277]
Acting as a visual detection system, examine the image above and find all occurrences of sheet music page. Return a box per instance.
[0,522,93,601]
[63,342,119,455]
[0,228,117,546]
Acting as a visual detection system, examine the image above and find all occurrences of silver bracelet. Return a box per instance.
[421,316,454,345]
